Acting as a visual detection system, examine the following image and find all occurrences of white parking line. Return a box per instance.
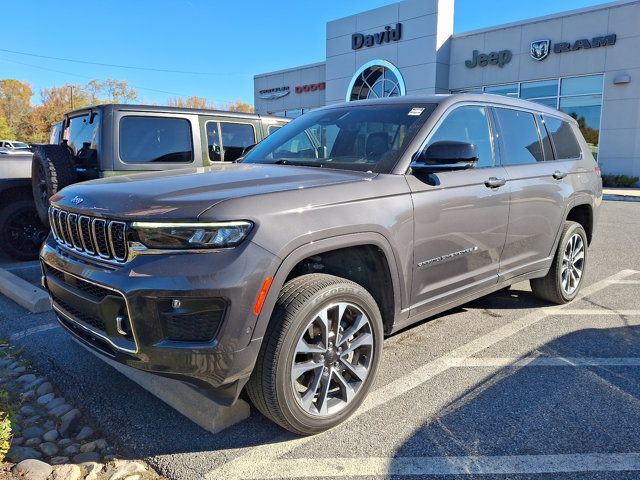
[10,322,60,341]
[446,356,640,367]
[546,309,640,316]
[206,269,639,480]
[224,453,640,478]
[610,280,640,285]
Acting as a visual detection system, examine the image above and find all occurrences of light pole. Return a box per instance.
[69,86,74,110]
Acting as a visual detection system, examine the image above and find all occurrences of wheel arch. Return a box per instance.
[252,232,404,343]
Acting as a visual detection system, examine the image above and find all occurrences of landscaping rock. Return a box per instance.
[94,438,108,450]
[58,408,81,436]
[58,438,73,447]
[12,365,26,374]
[36,381,53,396]
[73,451,101,463]
[49,456,69,465]
[80,440,97,452]
[13,459,53,480]
[39,441,59,456]
[25,377,45,390]
[12,436,24,446]
[63,444,80,455]
[45,397,65,410]
[85,462,103,480]
[16,373,36,384]
[22,425,44,440]
[25,437,41,447]
[6,446,42,462]
[51,463,82,480]
[36,392,55,405]
[50,403,72,417]
[75,425,93,441]
[109,461,146,480]
[20,405,37,416]
[23,414,42,426]
[42,429,58,442]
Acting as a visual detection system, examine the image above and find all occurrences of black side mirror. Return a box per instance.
[411,141,478,173]
[242,144,256,156]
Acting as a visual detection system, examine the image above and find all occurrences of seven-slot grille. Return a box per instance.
[49,206,128,262]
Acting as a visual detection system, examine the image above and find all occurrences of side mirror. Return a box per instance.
[242,144,256,156]
[411,141,478,173]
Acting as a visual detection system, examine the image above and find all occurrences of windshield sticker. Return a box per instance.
[408,107,425,116]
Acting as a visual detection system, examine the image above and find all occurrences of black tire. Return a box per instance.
[530,221,588,304]
[31,145,77,225]
[246,273,384,435]
[0,200,49,261]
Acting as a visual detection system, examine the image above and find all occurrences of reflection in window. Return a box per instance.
[561,75,603,96]
[520,79,558,99]
[559,95,602,158]
[120,116,192,163]
[349,61,405,101]
[219,123,255,162]
[495,108,544,164]
[484,84,518,97]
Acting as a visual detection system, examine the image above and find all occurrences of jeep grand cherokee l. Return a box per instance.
[40,94,601,435]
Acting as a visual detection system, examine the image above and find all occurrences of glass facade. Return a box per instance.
[451,74,603,158]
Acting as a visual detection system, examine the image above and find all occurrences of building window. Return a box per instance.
[347,60,406,102]
[451,74,603,159]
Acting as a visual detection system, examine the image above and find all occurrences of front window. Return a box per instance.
[119,116,193,163]
[242,104,435,173]
[65,112,100,164]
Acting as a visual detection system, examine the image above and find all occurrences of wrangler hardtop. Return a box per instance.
[32,103,289,225]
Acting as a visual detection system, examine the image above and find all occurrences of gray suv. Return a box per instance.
[40,94,601,435]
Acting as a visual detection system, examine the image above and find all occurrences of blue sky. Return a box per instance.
[1,0,610,107]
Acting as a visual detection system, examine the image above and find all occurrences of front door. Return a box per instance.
[408,104,510,315]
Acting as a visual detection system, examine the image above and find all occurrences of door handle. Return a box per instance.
[553,170,567,180]
[485,177,506,188]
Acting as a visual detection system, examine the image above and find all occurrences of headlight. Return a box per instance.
[131,221,253,249]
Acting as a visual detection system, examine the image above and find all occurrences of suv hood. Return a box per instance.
[52,163,376,220]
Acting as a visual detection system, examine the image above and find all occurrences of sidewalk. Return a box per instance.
[602,187,640,202]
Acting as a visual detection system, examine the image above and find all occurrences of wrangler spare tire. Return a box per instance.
[32,144,78,225]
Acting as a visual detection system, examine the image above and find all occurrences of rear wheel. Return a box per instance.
[31,145,77,225]
[0,200,49,261]
[246,273,383,435]
[531,221,588,304]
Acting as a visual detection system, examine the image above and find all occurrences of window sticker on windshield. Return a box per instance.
[408,107,425,116]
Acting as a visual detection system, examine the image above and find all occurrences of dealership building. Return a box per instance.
[254,0,640,178]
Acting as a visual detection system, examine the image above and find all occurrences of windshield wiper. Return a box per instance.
[272,159,324,168]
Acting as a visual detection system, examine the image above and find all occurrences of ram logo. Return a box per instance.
[531,39,551,61]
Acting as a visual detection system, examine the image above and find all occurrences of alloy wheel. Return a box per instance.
[290,302,374,417]
[561,233,585,295]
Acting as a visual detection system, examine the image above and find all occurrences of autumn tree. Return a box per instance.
[167,96,212,109]
[0,116,14,140]
[0,80,33,137]
[227,99,255,113]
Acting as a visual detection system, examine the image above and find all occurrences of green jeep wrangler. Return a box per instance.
[32,104,288,225]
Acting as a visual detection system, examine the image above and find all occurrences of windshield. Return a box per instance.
[242,103,436,173]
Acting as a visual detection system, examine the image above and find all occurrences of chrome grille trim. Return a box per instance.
[48,207,128,263]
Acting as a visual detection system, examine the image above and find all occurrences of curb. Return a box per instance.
[603,194,640,202]
[0,267,51,313]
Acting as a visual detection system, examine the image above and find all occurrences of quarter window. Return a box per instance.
[544,116,582,159]
[219,122,255,162]
[206,122,221,161]
[494,108,544,164]
[120,116,192,163]
[426,106,494,168]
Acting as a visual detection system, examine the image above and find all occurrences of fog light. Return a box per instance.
[172,299,182,309]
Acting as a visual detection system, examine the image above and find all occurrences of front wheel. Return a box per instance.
[246,273,384,435]
[531,221,588,304]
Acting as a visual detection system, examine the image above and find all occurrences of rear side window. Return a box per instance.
[426,105,494,167]
[220,122,255,162]
[120,116,193,163]
[494,108,544,164]
[268,125,282,135]
[544,116,582,160]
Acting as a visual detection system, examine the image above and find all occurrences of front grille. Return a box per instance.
[49,207,128,262]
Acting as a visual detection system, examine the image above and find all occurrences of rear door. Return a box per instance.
[493,107,570,280]
[408,104,510,314]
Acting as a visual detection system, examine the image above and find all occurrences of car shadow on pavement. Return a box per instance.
[388,323,640,477]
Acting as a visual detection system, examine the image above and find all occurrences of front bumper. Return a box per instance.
[40,236,278,404]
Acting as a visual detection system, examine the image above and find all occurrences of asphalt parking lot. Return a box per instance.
[0,200,639,480]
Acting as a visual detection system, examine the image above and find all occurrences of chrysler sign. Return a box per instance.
[258,86,290,100]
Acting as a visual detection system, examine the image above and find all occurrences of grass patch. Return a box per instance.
[0,388,12,462]
[602,174,639,188]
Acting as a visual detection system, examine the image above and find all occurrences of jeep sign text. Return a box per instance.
[465,49,512,69]
[352,23,402,50]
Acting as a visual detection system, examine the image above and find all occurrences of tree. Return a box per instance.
[0,80,33,138]
[0,116,15,140]
[227,99,255,113]
[167,96,212,109]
